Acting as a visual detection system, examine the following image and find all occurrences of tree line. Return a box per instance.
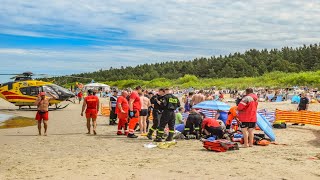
[52,43,320,84]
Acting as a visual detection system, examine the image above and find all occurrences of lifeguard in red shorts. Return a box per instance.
[34,91,57,136]
[81,89,100,135]
[127,86,142,138]
[115,90,129,135]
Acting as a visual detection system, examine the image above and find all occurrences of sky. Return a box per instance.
[0,0,320,83]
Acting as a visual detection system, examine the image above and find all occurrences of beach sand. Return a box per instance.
[0,98,320,180]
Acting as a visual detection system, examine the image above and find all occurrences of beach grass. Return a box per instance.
[0,117,36,129]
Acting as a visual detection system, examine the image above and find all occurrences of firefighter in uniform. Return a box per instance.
[147,88,165,140]
[154,88,180,142]
[183,108,203,139]
[109,90,118,125]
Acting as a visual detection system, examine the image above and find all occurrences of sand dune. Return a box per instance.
[0,98,320,180]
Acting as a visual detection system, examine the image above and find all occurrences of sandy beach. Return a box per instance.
[0,98,320,180]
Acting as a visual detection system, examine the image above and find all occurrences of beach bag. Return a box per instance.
[203,140,239,152]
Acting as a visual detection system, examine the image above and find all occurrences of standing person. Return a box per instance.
[81,89,100,135]
[77,91,83,104]
[191,90,205,106]
[237,88,258,148]
[116,90,129,135]
[205,92,214,100]
[184,92,193,112]
[219,92,224,101]
[128,86,142,138]
[109,90,118,125]
[147,88,165,140]
[154,88,180,142]
[139,91,151,134]
[146,92,154,131]
[293,92,309,126]
[34,92,57,136]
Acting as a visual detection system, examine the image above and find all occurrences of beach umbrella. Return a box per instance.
[193,100,230,111]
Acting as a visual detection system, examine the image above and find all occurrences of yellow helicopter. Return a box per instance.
[0,72,83,110]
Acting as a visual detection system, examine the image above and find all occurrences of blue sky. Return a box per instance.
[0,0,320,83]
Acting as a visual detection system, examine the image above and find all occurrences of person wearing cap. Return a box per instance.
[109,90,118,125]
[34,91,58,136]
[81,89,100,135]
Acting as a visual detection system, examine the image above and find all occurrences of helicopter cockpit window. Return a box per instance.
[48,84,69,95]
[43,86,59,97]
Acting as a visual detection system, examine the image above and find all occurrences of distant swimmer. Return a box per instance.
[81,89,100,135]
[34,91,58,136]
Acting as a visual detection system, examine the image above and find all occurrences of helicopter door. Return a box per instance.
[7,82,13,90]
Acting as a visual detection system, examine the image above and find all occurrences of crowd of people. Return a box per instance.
[34,85,310,148]
[34,86,257,146]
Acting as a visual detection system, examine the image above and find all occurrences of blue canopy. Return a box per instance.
[193,100,230,111]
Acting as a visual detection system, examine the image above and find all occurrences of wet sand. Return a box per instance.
[0,98,320,180]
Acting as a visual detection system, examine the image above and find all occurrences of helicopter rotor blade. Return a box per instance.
[0,74,21,75]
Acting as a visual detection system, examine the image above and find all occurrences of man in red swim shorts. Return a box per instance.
[34,91,57,136]
[81,89,100,135]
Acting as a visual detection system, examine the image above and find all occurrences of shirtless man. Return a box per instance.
[34,91,57,136]
[192,90,206,106]
[139,91,151,134]
[81,89,100,135]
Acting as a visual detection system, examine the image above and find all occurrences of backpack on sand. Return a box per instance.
[203,139,239,152]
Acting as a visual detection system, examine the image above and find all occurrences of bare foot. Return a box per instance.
[93,130,97,135]
[240,145,249,148]
[44,133,47,136]
[86,132,91,134]
[38,133,41,136]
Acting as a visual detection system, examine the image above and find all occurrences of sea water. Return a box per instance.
[0,114,14,123]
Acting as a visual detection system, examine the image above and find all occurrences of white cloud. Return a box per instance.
[0,0,320,82]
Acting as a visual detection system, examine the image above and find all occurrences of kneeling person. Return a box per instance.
[202,117,224,139]
[183,108,202,139]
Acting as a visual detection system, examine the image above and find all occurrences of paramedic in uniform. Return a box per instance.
[81,89,100,135]
[127,86,142,138]
[147,88,165,140]
[154,88,180,142]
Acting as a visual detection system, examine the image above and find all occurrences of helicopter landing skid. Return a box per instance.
[54,104,70,110]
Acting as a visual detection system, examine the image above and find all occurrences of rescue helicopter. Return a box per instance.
[0,72,88,110]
